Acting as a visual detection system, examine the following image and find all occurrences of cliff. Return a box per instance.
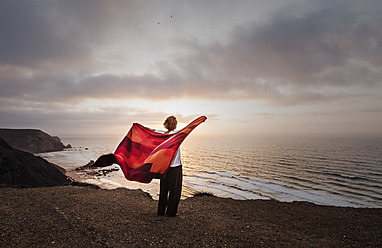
[0,128,70,153]
[0,138,70,187]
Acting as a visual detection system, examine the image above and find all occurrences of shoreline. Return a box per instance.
[65,167,163,199]
[35,137,382,209]
[1,186,381,247]
[67,167,382,208]
[66,168,382,209]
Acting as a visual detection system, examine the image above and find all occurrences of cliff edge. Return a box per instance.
[0,138,70,187]
[0,128,70,153]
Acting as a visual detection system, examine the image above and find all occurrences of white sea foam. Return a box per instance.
[39,135,382,208]
[184,172,361,207]
[38,150,97,170]
[340,174,357,179]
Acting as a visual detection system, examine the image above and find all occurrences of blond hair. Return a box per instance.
[163,115,177,131]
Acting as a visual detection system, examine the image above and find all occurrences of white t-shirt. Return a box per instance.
[155,130,182,167]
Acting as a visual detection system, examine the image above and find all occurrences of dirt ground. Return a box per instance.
[1,186,381,247]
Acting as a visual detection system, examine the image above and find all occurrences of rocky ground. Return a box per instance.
[0,138,70,187]
[1,186,381,247]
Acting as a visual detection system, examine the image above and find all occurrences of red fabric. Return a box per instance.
[114,116,207,183]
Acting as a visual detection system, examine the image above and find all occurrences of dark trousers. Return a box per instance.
[157,165,182,217]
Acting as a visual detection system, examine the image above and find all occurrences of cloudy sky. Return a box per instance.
[1,0,381,138]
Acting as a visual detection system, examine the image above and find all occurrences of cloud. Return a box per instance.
[0,96,213,136]
[0,0,381,107]
[162,0,382,104]
[0,1,93,67]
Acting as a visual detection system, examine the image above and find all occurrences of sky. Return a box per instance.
[1,0,382,138]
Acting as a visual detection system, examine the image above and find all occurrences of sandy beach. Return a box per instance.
[1,186,381,248]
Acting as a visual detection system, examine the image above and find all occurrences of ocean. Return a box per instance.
[38,134,382,208]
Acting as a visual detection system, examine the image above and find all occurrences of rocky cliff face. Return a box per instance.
[0,138,70,187]
[0,129,70,153]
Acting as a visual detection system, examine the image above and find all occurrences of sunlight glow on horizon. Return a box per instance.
[71,98,268,137]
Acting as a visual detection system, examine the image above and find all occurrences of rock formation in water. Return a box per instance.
[0,138,70,187]
[0,128,70,153]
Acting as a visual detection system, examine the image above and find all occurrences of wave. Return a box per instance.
[184,172,370,207]
[40,135,382,208]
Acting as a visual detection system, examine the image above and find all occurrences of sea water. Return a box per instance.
[38,134,382,208]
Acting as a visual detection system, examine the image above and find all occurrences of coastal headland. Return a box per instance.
[0,128,71,153]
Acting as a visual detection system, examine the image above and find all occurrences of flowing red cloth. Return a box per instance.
[114,116,207,183]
